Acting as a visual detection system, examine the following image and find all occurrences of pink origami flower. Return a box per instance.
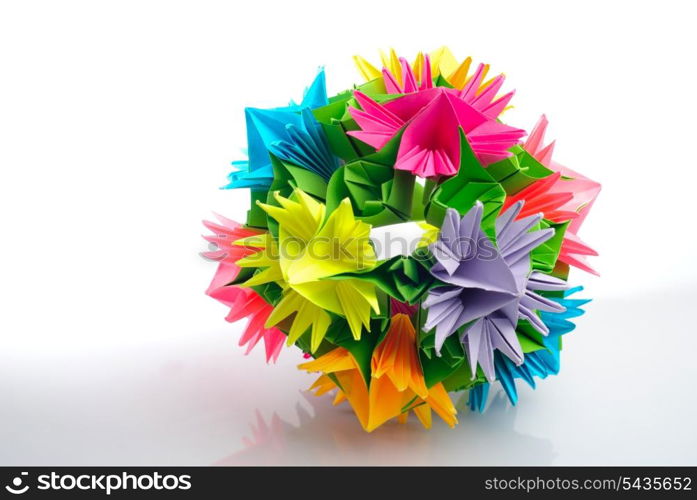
[348,60,524,178]
[203,215,286,362]
[513,115,601,275]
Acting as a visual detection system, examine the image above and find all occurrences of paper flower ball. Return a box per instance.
[202,47,600,431]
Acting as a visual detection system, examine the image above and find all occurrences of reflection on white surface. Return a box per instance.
[217,393,555,466]
[1,289,696,465]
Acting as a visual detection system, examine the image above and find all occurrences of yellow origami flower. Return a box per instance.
[354,46,499,92]
[235,189,379,352]
[299,314,457,431]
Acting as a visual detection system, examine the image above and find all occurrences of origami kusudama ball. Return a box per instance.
[202,47,600,431]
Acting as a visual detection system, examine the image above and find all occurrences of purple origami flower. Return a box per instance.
[422,201,566,381]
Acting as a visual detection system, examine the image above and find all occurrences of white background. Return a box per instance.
[1,0,696,465]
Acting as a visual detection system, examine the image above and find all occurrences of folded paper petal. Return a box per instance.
[423,202,565,380]
[202,215,285,362]
[468,287,590,411]
[354,48,512,119]
[225,70,330,190]
[523,115,601,273]
[348,88,525,178]
[300,345,456,431]
[238,189,379,348]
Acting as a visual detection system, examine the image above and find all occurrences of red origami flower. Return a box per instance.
[503,116,601,275]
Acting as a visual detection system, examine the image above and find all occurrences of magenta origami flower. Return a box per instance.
[348,60,525,178]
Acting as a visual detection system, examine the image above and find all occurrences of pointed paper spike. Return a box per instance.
[525,114,549,154]
[300,69,328,108]
[298,347,355,373]
[488,317,524,365]
[430,46,458,77]
[412,52,424,81]
[536,140,556,165]
[478,323,496,381]
[472,74,505,106]
[502,209,544,242]
[447,56,472,89]
[352,91,404,128]
[310,311,332,353]
[400,57,418,93]
[382,68,402,94]
[528,271,568,290]
[353,55,381,81]
[482,90,515,118]
[560,253,599,275]
[425,383,457,427]
[519,304,550,335]
[460,63,487,100]
[523,288,567,313]
[478,72,497,94]
[379,49,390,72]
[495,201,524,239]
[386,48,402,85]
[501,228,555,266]
[420,54,433,90]
[462,320,483,377]
[413,405,432,429]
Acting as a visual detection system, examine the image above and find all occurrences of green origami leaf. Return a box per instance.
[295,329,334,359]
[313,82,392,162]
[542,262,571,299]
[516,320,548,354]
[326,131,419,227]
[441,364,487,392]
[419,334,465,388]
[313,95,368,161]
[326,161,393,214]
[249,281,283,307]
[246,189,269,229]
[335,253,436,305]
[425,129,505,239]
[354,77,388,98]
[261,155,327,238]
[268,154,328,201]
[228,266,258,286]
[486,145,554,195]
[531,220,568,273]
[283,163,328,200]
[433,75,454,88]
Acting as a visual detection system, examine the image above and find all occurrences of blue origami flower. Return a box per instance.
[224,69,337,190]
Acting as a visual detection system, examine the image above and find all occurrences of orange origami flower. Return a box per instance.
[299,314,457,431]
